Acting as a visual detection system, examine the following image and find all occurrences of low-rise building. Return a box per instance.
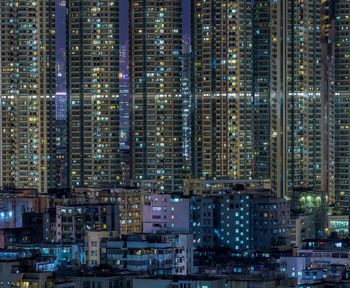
[226,275,295,287]
[85,231,119,266]
[0,251,54,287]
[328,214,349,238]
[192,191,290,250]
[9,242,86,266]
[21,272,54,287]
[55,268,140,288]
[1,190,49,229]
[191,195,218,248]
[290,212,316,248]
[53,187,147,236]
[280,239,350,283]
[101,233,193,275]
[183,178,271,195]
[296,264,350,287]
[143,194,191,233]
[132,275,225,288]
[0,260,22,287]
[0,212,44,248]
[54,204,119,243]
[113,188,145,235]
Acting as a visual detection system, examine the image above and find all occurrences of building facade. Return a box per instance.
[280,239,350,283]
[114,188,144,235]
[192,191,290,250]
[133,276,225,288]
[182,39,192,178]
[290,213,316,248]
[101,233,193,276]
[85,231,119,267]
[252,0,272,180]
[143,194,191,233]
[54,204,119,243]
[191,0,254,179]
[130,0,184,193]
[0,0,56,192]
[67,0,120,188]
[332,0,350,208]
[270,0,322,197]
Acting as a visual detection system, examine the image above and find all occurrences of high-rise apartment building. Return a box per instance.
[329,0,350,209]
[0,0,56,193]
[119,43,131,185]
[119,43,130,150]
[67,0,120,188]
[333,0,350,208]
[270,0,322,197]
[321,0,350,208]
[252,0,271,180]
[130,0,183,193]
[55,0,68,189]
[191,0,254,179]
[56,92,68,189]
[182,37,192,177]
[191,0,322,199]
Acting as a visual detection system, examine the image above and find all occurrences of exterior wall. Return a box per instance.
[333,0,350,208]
[85,231,119,267]
[67,0,120,188]
[280,256,308,281]
[9,243,86,265]
[131,0,184,193]
[328,215,349,238]
[67,277,125,288]
[270,0,322,196]
[192,196,217,248]
[133,278,226,288]
[0,0,56,192]
[174,233,193,275]
[191,0,254,179]
[55,205,119,243]
[290,214,316,248]
[114,189,144,235]
[0,261,22,286]
[252,197,290,249]
[101,233,193,275]
[184,179,271,195]
[281,240,350,281]
[192,192,290,250]
[1,197,49,229]
[143,194,190,233]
